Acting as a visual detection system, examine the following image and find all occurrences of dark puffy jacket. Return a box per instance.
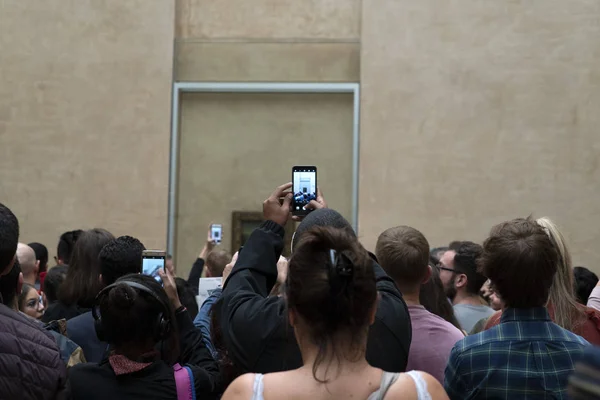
[0,304,66,399]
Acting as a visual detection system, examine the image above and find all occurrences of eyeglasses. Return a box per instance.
[437,264,458,274]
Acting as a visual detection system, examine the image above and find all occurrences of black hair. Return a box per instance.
[420,257,462,331]
[175,277,198,320]
[56,230,83,265]
[0,259,22,307]
[58,228,114,308]
[99,236,145,286]
[453,241,487,295]
[0,203,19,274]
[99,274,179,364]
[210,297,242,387]
[293,209,355,250]
[574,266,599,305]
[28,242,48,274]
[287,226,376,383]
[44,265,68,304]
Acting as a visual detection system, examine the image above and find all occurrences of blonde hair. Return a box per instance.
[536,217,584,331]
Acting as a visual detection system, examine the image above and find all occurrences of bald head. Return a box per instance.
[17,243,37,285]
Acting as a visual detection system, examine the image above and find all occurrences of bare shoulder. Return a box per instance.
[222,373,256,400]
[385,372,449,400]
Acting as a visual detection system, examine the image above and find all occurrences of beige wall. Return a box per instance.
[176,93,354,274]
[0,1,174,258]
[360,1,600,271]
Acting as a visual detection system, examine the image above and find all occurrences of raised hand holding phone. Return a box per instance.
[158,260,182,310]
[263,183,293,227]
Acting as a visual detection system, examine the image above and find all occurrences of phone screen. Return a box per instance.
[142,253,165,283]
[292,166,317,215]
[211,224,222,244]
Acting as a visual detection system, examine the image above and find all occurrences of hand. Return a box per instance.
[292,187,327,221]
[263,183,293,227]
[158,263,182,310]
[200,225,217,259]
[222,252,238,286]
[276,256,288,284]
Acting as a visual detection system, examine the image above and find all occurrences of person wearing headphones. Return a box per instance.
[65,267,221,399]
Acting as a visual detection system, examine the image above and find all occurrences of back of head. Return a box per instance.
[375,226,430,289]
[0,203,19,275]
[44,265,68,304]
[59,228,114,308]
[453,241,486,296]
[292,209,355,251]
[17,243,37,280]
[175,277,199,320]
[97,274,178,362]
[574,266,598,305]
[0,259,22,308]
[205,250,231,277]
[99,236,145,286]
[480,217,558,308]
[28,242,48,274]
[287,226,376,381]
[57,230,83,265]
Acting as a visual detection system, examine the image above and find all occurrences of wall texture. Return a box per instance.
[360,0,600,270]
[176,93,354,273]
[0,1,174,258]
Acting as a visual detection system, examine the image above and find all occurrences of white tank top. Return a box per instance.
[250,370,432,400]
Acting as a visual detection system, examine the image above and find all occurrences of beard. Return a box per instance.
[445,280,457,301]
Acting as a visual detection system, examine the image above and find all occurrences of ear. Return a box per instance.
[288,308,296,328]
[369,293,380,325]
[205,267,212,278]
[421,265,433,285]
[98,274,104,286]
[17,272,23,296]
[455,273,468,289]
[34,260,40,275]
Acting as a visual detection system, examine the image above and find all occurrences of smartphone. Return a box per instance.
[292,166,317,216]
[210,224,223,244]
[142,250,166,283]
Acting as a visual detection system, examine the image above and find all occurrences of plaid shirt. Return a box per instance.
[444,307,589,400]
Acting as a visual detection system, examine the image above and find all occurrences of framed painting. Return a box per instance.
[231,211,294,256]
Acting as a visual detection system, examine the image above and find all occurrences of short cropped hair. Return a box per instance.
[479,217,558,308]
[453,241,487,295]
[375,226,430,285]
[206,250,231,278]
[574,266,598,305]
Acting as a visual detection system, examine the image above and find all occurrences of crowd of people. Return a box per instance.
[0,182,599,399]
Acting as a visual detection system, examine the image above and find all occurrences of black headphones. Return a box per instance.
[92,279,172,343]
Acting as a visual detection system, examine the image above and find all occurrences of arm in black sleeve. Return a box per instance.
[366,261,412,372]
[187,258,205,295]
[219,221,287,372]
[176,307,217,372]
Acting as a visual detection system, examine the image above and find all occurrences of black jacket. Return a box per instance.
[42,301,89,323]
[66,306,221,399]
[67,311,107,363]
[188,258,205,295]
[220,220,412,374]
[0,304,67,399]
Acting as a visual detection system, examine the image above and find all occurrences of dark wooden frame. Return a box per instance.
[231,211,293,256]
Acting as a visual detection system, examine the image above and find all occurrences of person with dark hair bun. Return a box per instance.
[66,271,220,400]
[44,228,114,322]
[218,183,412,375]
[223,225,447,399]
[67,235,146,363]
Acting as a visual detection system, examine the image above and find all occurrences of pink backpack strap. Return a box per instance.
[173,363,195,400]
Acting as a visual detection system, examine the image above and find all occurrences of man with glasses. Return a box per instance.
[438,241,493,333]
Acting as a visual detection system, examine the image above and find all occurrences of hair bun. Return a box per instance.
[108,284,137,310]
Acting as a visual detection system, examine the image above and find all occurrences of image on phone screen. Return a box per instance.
[143,256,165,283]
[211,224,222,244]
[293,167,317,212]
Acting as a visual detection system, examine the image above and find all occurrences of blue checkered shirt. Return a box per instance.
[444,307,589,400]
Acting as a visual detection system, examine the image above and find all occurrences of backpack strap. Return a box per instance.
[174,363,196,400]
